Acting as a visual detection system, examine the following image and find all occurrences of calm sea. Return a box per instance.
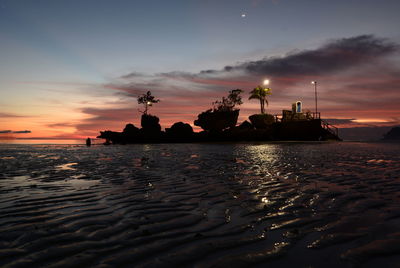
[0,142,399,267]
[0,139,100,145]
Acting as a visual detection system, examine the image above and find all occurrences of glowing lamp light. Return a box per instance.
[311,81,316,84]
[263,79,270,86]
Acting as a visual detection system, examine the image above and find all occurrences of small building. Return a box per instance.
[281,101,312,122]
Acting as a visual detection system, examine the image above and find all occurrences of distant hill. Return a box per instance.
[338,126,399,141]
[383,127,400,140]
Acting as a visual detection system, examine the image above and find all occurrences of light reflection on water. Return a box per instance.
[0,139,103,145]
[56,162,78,171]
[0,142,399,267]
[246,144,279,164]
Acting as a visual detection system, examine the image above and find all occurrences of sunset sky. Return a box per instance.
[1,0,400,140]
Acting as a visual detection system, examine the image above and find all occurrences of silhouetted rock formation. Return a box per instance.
[249,114,275,129]
[140,114,161,140]
[98,108,341,144]
[98,130,123,144]
[194,109,239,132]
[383,127,400,140]
[238,120,254,130]
[98,117,340,144]
[123,123,140,135]
[165,122,193,140]
[97,85,342,143]
[120,123,140,143]
[141,114,161,132]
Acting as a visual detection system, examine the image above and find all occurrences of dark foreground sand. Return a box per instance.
[0,142,399,267]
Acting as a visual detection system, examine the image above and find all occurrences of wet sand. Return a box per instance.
[0,142,399,267]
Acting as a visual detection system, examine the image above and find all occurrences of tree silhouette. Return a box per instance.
[249,85,271,114]
[137,91,160,114]
[195,89,243,132]
[213,89,243,111]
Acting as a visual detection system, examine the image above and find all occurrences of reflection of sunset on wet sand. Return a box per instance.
[1,142,400,266]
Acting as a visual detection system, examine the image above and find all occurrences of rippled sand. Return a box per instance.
[0,142,399,267]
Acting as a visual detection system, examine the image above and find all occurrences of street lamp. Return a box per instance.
[311,81,317,118]
[262,79,271,115]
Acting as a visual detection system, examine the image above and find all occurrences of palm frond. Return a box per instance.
[248,94,260,100]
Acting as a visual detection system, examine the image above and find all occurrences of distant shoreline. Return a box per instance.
[3,139,400,146]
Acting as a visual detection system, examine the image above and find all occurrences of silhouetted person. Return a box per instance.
[86,137,91,147]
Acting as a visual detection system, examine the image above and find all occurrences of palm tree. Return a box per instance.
[248,85,271,114]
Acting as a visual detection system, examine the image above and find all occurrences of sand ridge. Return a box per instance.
[0,142,399,267]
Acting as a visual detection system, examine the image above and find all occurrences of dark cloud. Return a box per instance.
[47,122,75,128]
[158,71,196,79]
[120,72,146,79]
[110,35,398,96]
[0,130,31,134]
[104,82,162,98]
[207,35,398,76]
[0,112,29,118]
[76,107,137,128]
[12,130,31,133]
[105,36,400,100]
